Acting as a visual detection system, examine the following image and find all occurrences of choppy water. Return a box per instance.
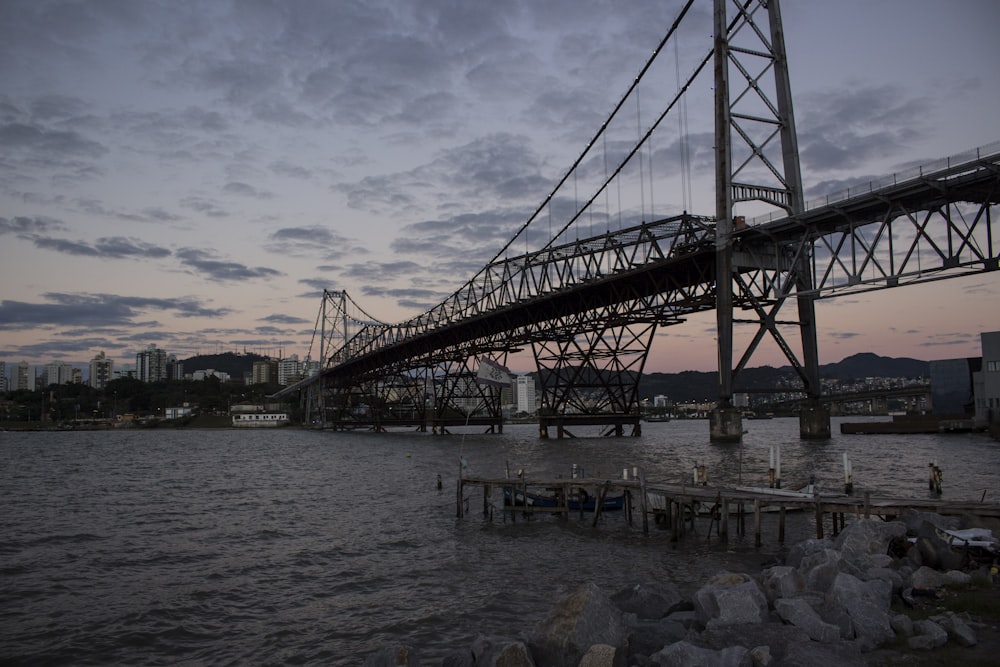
[2,419,998,665]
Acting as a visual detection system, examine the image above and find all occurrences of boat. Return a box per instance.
[503,487,626,512]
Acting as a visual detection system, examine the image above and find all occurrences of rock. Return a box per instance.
[786,538,835,568]
[749,645,771,666]
[362,645,423,667]
[664,610,698,628]
[578,643,624,667]
[695,623,808,662]
[796,548,844,593]
[527,582,627,667]
[914,526,964,571]
[930,611,978,647]
[864,566,904,593]
[759,565,805,603]
[691,572,768,629]
[827,572,892,611]
[774,598,840,643]
[466,636,535,667]
[908,619,948,650]
[834,518,906,570]
[778,640,865,667]
[826,572,894,649]
[890,613,914,637]
[911,565,972,589]
[649,640,749,667]
[623,618,687,658]
[610,581,685,619]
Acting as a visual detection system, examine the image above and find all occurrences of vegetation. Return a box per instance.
[0,376,296,428]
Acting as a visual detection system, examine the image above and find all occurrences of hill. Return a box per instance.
[179,352,269,379]
[637,353,929,403]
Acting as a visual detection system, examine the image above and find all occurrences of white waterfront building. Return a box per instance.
[516,375,537,415]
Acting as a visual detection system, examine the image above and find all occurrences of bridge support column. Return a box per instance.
[710,405,742,443]
[799,400,830,440]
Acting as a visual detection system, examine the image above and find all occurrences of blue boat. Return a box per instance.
[503,487,626,512]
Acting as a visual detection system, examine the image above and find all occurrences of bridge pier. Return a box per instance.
[709,405,743,443]
[798,401,831,439]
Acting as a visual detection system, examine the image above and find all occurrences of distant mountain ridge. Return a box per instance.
[636,353,929,403]
[177,351,930,401]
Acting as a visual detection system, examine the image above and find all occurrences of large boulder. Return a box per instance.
[759,565,805,603]
[623,617,687,659]
[796,548,846,593]
[778,640,865,667]
[463,636,534,667]
[691,572,768,629]
[695,622,809,662]
[649,640,749,667]
[774,598,840,643]
[786,538,835,568]
[826,572,894,649]
[833,519,906,570]
[930,611,978,647]
[911,565,972,589]
[908,619,949,650]
[610,581,685,619]
[527,583,628,667]
[578,644,624,667]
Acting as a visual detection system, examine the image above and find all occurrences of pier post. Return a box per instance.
[639,470,649,535]
[721,498,729,540]
[754,499,762,547]
[778,506,786,543]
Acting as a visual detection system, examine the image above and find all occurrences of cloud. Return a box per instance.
[223,181,272,199]
[28,235,171,260]
[0,215,67,236]
[266,226,359,258]
[0,293,226,331]
[259,313,310,325]
[175,248,284,282]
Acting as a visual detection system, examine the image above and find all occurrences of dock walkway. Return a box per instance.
[457,474,1000,547]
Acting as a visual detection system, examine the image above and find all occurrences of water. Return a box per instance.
[2,419,997,665]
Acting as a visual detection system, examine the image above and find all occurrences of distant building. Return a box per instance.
[929,358,978,414]
[16,362,35,391]
[89,351,114,389]
[516,375,537,415]
[278,355,302,386]
[136,345,169,383]
[252,360,273,385]
[0,361,7,393]
[42,362,76,386]
[974,331,1000,428]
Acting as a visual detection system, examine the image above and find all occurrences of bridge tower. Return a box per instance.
[711,0,829,441]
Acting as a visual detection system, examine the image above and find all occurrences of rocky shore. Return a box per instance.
[363,511,999,666]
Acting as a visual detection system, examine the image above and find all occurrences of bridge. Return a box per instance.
[276,0,999,441]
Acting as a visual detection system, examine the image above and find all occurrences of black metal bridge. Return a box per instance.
[275,0,999,440]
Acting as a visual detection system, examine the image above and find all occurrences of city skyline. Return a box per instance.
[2,1,999,373]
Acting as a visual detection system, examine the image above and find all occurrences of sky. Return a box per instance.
[2,0,999,376]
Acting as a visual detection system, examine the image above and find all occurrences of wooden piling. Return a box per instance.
[721,498,729,540]
[754,498,762,547]
[778,505,786,543]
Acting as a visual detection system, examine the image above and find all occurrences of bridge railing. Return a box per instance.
[749,140,1000,226]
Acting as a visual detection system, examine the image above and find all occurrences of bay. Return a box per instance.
[2,418,997,665]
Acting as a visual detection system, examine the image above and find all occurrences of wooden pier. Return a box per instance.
[456,474,1000,547]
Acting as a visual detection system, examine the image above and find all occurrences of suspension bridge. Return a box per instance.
[275,0,999,441]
